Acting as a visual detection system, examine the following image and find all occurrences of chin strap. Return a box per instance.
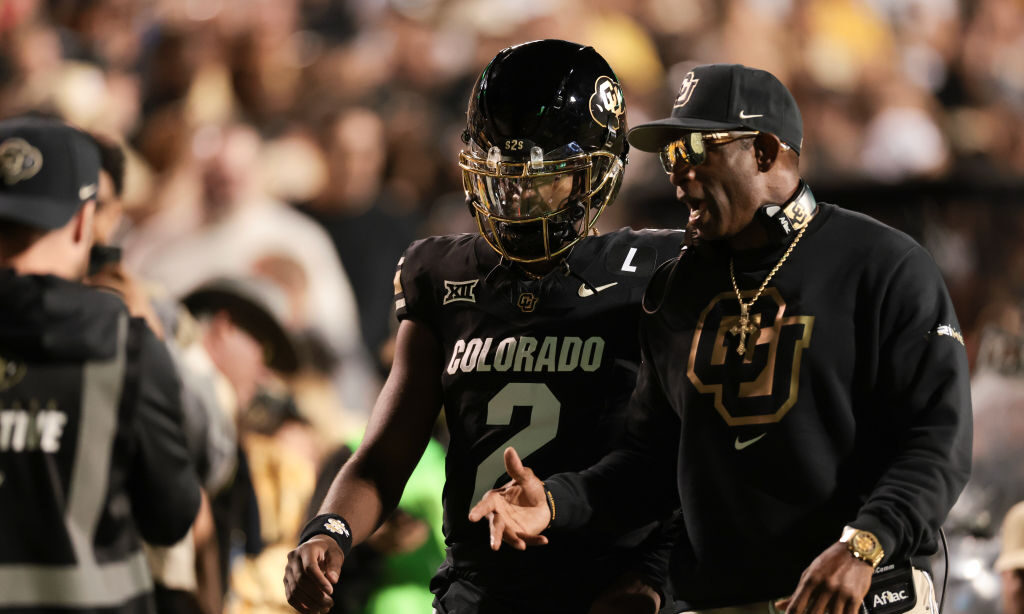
[483,256,512,286]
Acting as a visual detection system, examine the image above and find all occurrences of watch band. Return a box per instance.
[840,525,885,568]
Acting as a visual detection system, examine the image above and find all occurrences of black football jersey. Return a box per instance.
[394,228,683,591]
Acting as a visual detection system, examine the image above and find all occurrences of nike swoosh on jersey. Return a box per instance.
[577,282,619,297]
[738,110,764,119]
[734,433,766,450]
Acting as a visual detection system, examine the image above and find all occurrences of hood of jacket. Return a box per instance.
[0,268,125,362]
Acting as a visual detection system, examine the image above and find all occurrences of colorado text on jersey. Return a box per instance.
[446,336,604,374]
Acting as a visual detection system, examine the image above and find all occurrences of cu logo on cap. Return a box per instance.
[673,72,700,109]
[0,138,43,186]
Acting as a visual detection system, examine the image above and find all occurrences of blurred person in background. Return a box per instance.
[85,133,165,336]
[299,107,420,373]
[123,120,378,414]
[179,271,379,614]
[182,276,338,614]
[85,131,224,614]
[0,115,200,613]
[944,300,1024,614]
[284,39,685,614]
[997,502,1024,614]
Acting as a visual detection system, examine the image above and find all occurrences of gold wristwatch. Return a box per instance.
[839,526,884,568]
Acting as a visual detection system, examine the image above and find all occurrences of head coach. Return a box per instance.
[0,115,201,614]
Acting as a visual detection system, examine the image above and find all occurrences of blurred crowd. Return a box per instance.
[2,0,1024,613]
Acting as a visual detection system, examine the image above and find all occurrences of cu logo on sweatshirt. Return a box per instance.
[686,288,814,426]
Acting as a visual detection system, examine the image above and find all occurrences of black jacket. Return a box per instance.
[0,270,201,614]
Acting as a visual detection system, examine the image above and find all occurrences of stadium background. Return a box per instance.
[1,0,1022,613]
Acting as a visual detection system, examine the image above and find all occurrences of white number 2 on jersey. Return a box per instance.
[470,382,561,508]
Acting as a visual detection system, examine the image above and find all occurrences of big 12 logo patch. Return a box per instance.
[686,288,814,426]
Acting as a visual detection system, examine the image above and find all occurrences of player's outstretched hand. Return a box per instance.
[468,447,551,551]
[283,535,344,614]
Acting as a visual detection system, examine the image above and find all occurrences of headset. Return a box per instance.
[754,179,818,243]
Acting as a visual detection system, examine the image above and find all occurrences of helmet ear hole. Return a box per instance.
[604,127,617,148]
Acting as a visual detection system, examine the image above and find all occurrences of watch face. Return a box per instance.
[852,532,878,553]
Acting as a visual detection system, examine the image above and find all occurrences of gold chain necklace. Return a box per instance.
[728,225,807,356]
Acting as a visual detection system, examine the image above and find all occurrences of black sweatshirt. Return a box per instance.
[546,203,973,609]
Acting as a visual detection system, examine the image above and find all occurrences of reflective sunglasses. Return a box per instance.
[659,131,760,173]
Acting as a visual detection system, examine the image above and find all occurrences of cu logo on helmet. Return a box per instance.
[589,76,624,130]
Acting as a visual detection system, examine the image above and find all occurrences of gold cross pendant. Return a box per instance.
[729,304,760,356]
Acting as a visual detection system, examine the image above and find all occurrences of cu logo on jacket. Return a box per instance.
[686,288,814,426]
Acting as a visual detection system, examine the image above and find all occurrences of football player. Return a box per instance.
[283,39,683,614]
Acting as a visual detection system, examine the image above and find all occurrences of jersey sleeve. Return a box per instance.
[127,324,202,545]
[648,229,686,265]
[394,239,437,327]
[853,244,972,562]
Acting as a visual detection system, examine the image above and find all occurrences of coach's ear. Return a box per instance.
[753,133,784,173]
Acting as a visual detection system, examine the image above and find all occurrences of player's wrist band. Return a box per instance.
[544,485,556,528]
[299,513,353,556]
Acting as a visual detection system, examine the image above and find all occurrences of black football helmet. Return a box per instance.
[460,39,628,263]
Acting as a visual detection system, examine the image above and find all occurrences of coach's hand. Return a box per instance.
[284,535,344,614]
[777,542,873,614]
[468,447,551,551]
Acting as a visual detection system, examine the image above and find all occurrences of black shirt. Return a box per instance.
[546,204,973,608]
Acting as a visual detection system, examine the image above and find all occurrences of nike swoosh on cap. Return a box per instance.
[578,282,618,298]
[734,433,766,450]
[79,183,97,200]
[738,110,764,119]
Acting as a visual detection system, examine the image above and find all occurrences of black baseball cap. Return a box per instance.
[183,276,301,374]
[628,64,803,154]
[0,115,101,229]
